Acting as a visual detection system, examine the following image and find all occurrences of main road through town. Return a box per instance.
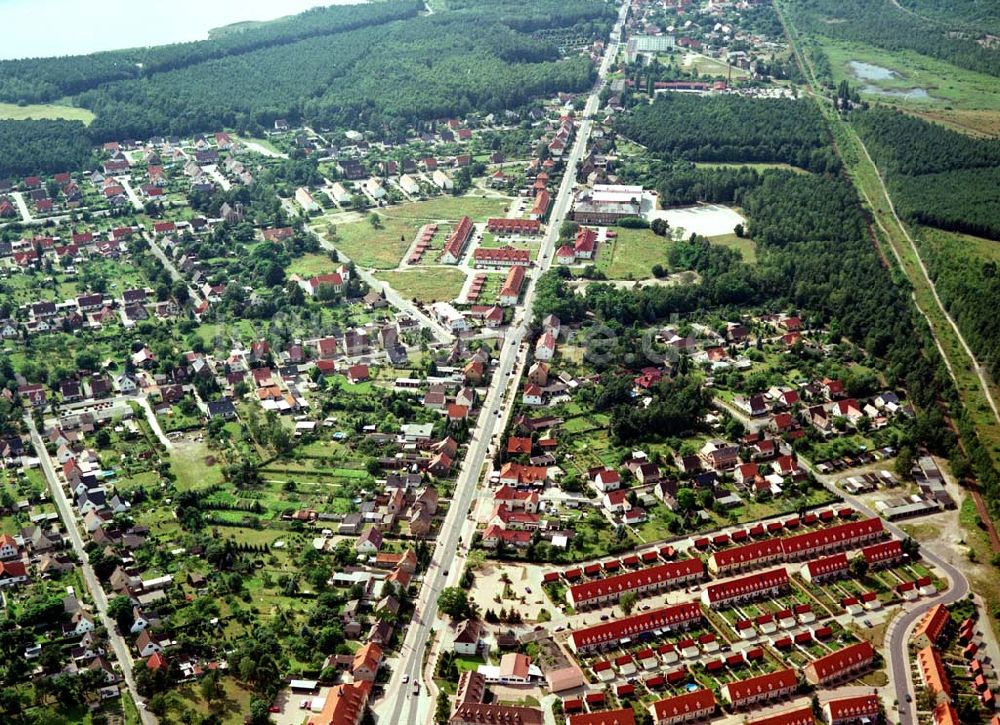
[374,3,629,723]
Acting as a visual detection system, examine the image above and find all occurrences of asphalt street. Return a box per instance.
[374,3,629,722]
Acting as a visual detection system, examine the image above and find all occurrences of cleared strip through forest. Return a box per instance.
[775,0,1000,471]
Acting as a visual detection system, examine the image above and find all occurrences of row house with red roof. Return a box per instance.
[721,668,798,709]
[803,641,874,685]
[800,552,849,584]
[440,216,474,264]
[824,695,881,725]
[567,558,704,609]
[745,707,815,725]
[650,688,716,725]
[568,603,702,654]
[701,568,789,609]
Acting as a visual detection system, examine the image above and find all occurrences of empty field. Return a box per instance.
[383,194,511,221]
[376,267,467,303]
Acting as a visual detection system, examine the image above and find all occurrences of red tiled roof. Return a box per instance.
[862,539,904,565]
[473,246,531,265]
[723,669,797,704]
[703,568,788,605]
[918,645,951,698]
[746,706,814,725]
[710,538,784,570]
[914,604,950,645]
[806,641,873,682]
[652,689,716,721]
[441,216,473,261]
[782,518,884,557]
[804,552,849,579]
[567,709,634,725]
[569,603,701,650]
[487,218,541,234]
[569,559,703,604]
[825,695,880,723]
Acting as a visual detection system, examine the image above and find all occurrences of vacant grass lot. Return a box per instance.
[329,215,418,269]
[0,101,96,124]
[383,194,510,221]
[376,267,467,302]
[286,252,339,277]
[709,233,757,263]
[595,228,670,279]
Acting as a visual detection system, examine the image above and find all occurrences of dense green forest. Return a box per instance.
[853,108,1000,176]
[852,108,1000,240]
[621,161,763,207]
[0,1,423,103]
[785,0,1000,80]
[616,94,840,173]
[0,120,95,177]
[898,0,1000,35]
[0,0,614,174]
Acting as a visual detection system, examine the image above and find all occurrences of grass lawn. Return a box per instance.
[286,252,339,277]
[383,194,510,221]
[376,267,466,303]
[0,101,95,124]
[595,227,671,279]
[160,676,254,725]
[709,233,757,263]
[328,215,418,269]
[170,442,225,491]
[686,53,751,79]
[820,38,1000,112]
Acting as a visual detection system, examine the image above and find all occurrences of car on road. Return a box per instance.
[413,684,420,695]
[863,619,873,627]
[269,706,280,713]
[906,694,912,703]
[403,674,409,684]
[600,615,609,621]
[525,586,532,594]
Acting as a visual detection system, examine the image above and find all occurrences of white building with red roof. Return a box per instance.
[708,538,784,576]
[801,552,849,583]
[746,706,815,725]
[824,694,881,725]
[861,539,905,568]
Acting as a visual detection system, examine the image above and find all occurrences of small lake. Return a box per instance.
[848,60,931,100]
[864,86,931,100]
[848,60,898,81]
